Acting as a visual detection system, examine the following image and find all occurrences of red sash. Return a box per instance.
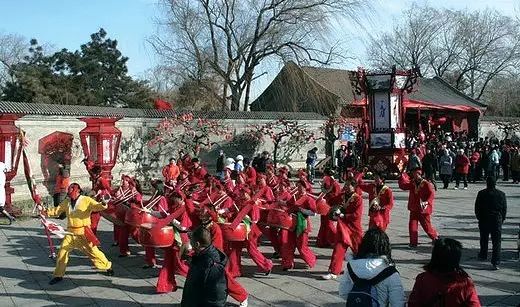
[84,226,101,246]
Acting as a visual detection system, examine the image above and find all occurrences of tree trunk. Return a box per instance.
[243,71,253,111]
[222,81,229,110]
[230,86,241,111]
[273,142,278,168]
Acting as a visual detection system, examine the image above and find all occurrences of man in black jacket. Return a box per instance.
[181,227,228,307]
[422,147,438,191]
[475,176,507,270]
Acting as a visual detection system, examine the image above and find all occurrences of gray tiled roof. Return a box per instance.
[0,101,327,120]
[408,77,487,108]
[252,63,487,113]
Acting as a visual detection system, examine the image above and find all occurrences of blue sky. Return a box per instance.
[0,0,517,99]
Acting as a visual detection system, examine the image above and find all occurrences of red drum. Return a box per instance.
[100,203,124,226]
[316,199,330,216]
[138,226,175,248]
[124,205,157,227]
[219,223,247,242]
[266,208,296,231]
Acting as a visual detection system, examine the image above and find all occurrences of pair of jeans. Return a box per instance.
[306,164,315,182]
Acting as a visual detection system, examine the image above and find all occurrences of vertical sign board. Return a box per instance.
[373,92,390,130]
[390,94,400,129]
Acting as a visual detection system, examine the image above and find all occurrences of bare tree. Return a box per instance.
[150,0,371,111]
[367,4,443,74]
[367,5,520,101]
[0,32,27,87]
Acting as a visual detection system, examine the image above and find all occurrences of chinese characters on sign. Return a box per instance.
[373,92,390,130]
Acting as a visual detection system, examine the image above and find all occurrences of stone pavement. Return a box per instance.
[0,181,518,306]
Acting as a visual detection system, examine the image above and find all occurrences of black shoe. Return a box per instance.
[272,252,280,259]
[106,268,114,276]
[492,264,500,270]
[118,251,131,258]
[408,244,417,249]
[49,277,63,285]
[264,269,271,276]
[143,264,158,269]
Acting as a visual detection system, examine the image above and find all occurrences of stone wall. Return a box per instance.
[9,115,326,203]
[479,117,520,141]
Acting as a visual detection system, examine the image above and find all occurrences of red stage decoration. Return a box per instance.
[38,131,73,193]
[79,118,122,183]
[0,115,24,216]
[350,66,420,174]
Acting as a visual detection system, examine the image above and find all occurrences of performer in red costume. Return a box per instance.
[142,180,170,268]
[316,168,340,248]
[269,182,293,259]
[89,166,112,237]
[398,168,439,247]
[359,173,394,231]
[252,174,278,253]
[297,169,313,193]
[225,189,273,278]
[343,169,364,196]
[189,158,207,184]
[243,158,257,186]
[323,179,363,280]
[222,167,235,193]
[115,175,143,257]
[153,192,190,293]
[265,166,278,189]
[232,173,247,199]
[280,180,317,271]
[162,158,180,187]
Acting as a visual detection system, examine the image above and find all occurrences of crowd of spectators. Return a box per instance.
[406,130,520,189]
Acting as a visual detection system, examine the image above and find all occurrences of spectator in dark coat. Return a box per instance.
[216,150,226,180]
[499,146,510,181]
[422,147,438,191]
[406,149,422,173]
[475,176,507,270]
[408,238,481,307]
[181,227,228,307]
[254,151,271,174]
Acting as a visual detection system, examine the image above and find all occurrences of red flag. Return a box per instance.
[154,99,173,110]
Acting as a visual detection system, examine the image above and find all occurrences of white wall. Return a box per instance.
[9,115,326,203]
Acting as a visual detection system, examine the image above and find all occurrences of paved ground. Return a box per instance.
[0,181,519,306]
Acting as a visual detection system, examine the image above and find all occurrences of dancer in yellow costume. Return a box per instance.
[45,183,114,285]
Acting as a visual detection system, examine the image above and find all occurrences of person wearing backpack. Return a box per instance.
[408,238,481,307]
[339,228,405,307]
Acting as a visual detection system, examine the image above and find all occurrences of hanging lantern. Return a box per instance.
[0,114,24,216]
[79,118,122,183]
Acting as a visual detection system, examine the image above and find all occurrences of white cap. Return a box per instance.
[236,155,243,161]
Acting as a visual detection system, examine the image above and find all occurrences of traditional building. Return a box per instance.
[251,62,487,137]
